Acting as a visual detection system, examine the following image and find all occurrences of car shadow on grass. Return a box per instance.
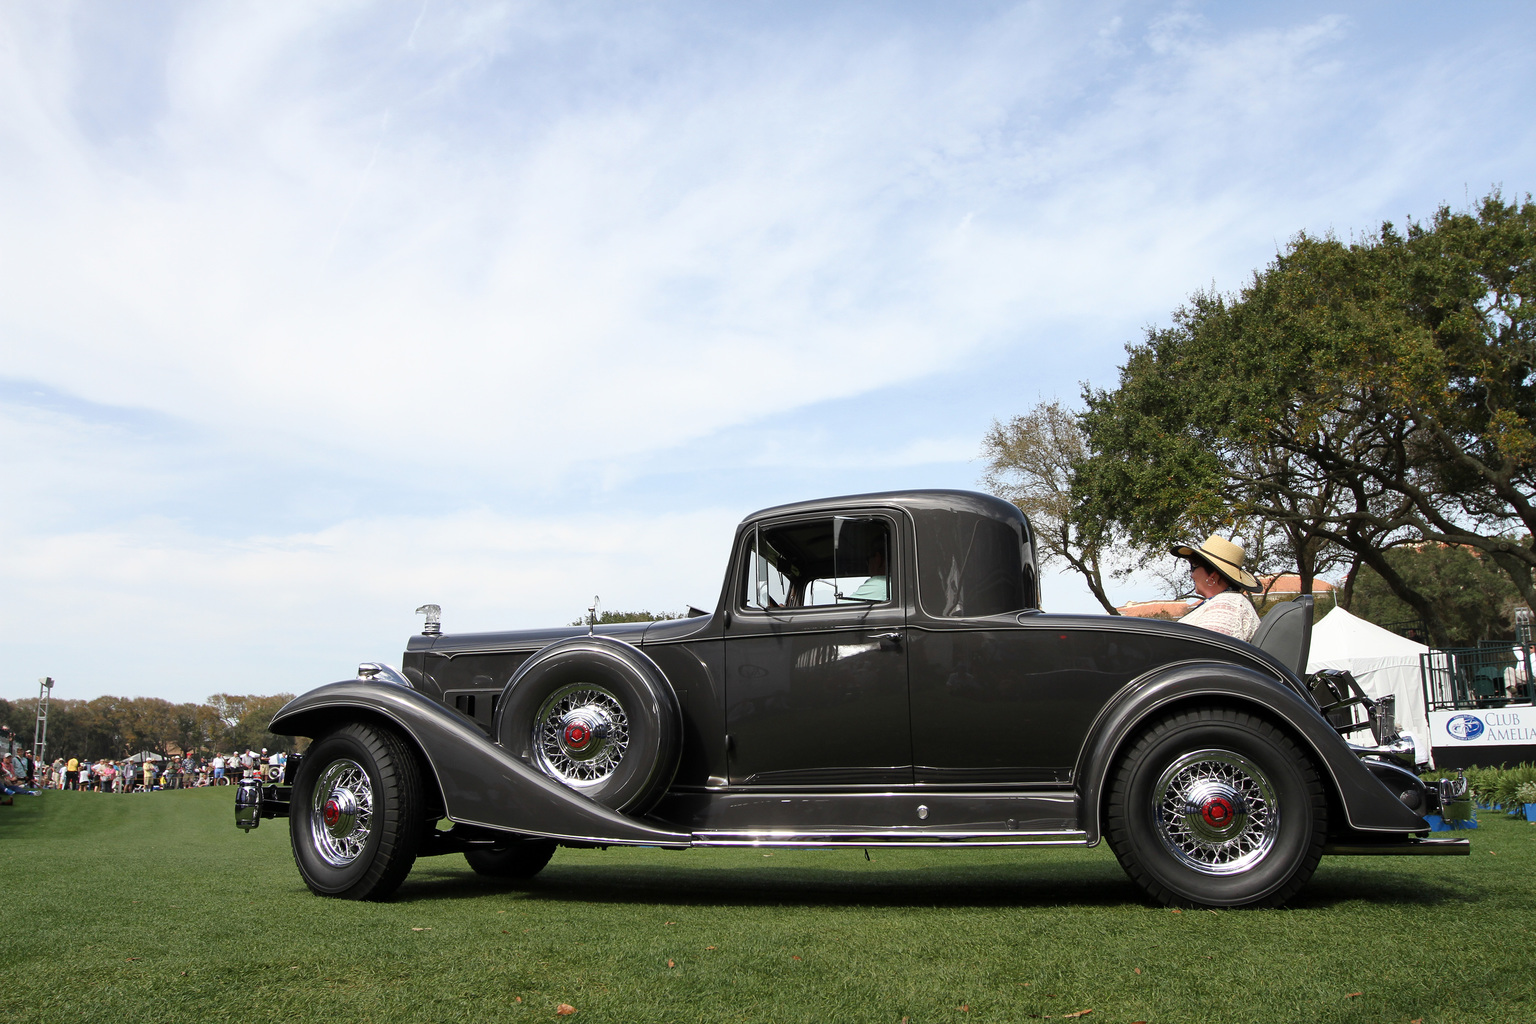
[395,859,1143,909]
[1290,864,1476,908]
[390,850,1473,910]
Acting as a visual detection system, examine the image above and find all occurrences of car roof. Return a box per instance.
[742,489,1023,526]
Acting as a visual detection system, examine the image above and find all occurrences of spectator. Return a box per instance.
[1505,647,1532,701]
[1170,534,1262,642]
[1,753,38,801]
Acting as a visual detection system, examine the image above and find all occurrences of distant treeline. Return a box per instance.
[0,692,302,762]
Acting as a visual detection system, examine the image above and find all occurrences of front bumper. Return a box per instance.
[234,758,300,832]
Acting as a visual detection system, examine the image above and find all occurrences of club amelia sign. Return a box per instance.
[1428,706,1536,747]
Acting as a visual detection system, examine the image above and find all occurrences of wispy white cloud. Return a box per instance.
[1,2,1532,701]
[1,501,739,699]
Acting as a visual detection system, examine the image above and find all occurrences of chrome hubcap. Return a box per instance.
[533,684,629,787]
[310,758,373,867]
[1153,749,1277,874]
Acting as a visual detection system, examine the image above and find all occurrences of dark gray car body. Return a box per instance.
[265,489,1438,855]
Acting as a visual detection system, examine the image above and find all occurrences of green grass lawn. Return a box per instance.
[3,788,1531,1024]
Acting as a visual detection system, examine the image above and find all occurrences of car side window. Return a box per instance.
[742,516,892,610]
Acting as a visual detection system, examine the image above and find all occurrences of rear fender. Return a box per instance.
[270,679,691,847]
[1075,661,1428,843]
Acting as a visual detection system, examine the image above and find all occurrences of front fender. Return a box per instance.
[1074,661,1428,843]
[270,680,691,847]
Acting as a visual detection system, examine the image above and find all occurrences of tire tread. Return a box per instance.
[1105,705,1327,908]
[290,721,425,901]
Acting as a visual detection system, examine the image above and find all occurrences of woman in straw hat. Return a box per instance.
[1170,534,1262,642]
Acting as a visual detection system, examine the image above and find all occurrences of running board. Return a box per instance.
[1323,837,1470,856]
[691,829,1090,849]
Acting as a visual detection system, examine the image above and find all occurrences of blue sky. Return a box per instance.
[2,1,1532,705]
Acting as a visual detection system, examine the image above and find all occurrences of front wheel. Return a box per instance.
[289,722,425,900]
[1105,706,1327,908]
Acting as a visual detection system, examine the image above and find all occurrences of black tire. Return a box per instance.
[1105,706,1327,909]
[495,637,680,813]
[464,838,558,879]
[289,722,425,900]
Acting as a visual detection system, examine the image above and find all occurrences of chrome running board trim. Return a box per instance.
[690,829,1090,848]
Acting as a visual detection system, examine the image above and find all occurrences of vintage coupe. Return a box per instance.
[238,490,1465,907]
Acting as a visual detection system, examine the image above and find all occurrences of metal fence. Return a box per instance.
[1421,642,1535,711]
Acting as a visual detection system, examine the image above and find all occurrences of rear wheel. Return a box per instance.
[464,838,558,879]
[290,722,425,900]
[1105,706,1327,908]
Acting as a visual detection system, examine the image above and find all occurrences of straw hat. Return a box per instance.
[1170,534,1259,592]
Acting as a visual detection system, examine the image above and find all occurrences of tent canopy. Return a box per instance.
[1308,607,1430,663]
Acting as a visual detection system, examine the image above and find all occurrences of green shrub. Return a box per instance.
[1420,763,1536,807]
[1491,764,1536,808]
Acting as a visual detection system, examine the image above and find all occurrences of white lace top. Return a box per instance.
[1179,590,1261,642]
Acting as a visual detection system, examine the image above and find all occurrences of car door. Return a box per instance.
[724,512,912,787]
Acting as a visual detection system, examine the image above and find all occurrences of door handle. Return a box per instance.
[871,631,903,646]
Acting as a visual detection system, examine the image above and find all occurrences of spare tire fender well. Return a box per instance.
[492,634,683,814]
[491,634,681,754]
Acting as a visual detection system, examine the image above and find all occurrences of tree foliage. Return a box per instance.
[567,610,685,626]
[0,692,298,762]
[1077,190,1536,645]
[1349,542,1524,646]
[982,400,1143,613]
[207,693,301,753]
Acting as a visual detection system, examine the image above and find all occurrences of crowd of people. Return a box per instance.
[0,747,290,804]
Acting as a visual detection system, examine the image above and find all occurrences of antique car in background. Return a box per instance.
[237,490,1465,908]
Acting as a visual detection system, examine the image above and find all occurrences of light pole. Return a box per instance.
[33,677,54,769]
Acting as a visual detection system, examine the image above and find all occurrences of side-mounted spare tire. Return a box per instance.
[495,636,681,814]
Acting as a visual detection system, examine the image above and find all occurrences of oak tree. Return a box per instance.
[1077,191,1536,645]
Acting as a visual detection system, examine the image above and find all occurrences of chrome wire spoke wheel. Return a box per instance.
[532,683,631,788]
[310,758,374,867]
[1153,748,1278,875]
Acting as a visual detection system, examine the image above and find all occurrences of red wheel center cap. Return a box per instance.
[563,722,592,749]
[323,798,341,828]
[1200,796,1235,828]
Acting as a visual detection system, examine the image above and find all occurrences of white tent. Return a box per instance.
[1306,607,1432,762]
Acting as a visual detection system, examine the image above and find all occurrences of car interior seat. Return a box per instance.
[1250,594,1314,676]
